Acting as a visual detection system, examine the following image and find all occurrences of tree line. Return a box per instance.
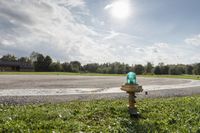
[1,52,200,75]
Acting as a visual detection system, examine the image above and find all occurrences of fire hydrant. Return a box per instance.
[121,72,143,117]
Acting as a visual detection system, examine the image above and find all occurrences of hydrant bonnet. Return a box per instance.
[127,72,137,84]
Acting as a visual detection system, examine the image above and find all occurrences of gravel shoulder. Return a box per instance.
[1,87,200,104]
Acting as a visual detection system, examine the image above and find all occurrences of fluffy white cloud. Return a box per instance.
[0,0,112,63]
[0,0,198,65]
[154,43,169,48]
[132,42,195,65]
[0,0,142,64]
[185,34,200,46]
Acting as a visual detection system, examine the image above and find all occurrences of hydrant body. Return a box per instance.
[121,72,143,118]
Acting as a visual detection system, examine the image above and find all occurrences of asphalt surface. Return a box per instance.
[0,75,192,89]
[0,75,200,104]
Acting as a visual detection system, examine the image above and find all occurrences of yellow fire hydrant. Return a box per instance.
[121,72,143,117]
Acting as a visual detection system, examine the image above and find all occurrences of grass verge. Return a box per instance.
[0,72,125,76]
[141,74,200,80]
[0,96,200,132]
[1,72,200,80]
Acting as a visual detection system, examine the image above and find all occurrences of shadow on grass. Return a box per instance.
[119,115,164,133]
[117,107,166,133]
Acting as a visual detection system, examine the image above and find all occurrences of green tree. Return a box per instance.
[34,54,45,71]
[70,61,81,72]
[168,66,175,75]
[154,66,161,75]
[0,54,17,61]
[134,64,144,75]
[118,63,129,74]
[193,63,200,75]
[83,63,99,73]
[168,66,183,75]
[30,51,40,62]
[49,62,63,72]
[160,66,169,75]
[145,62,153,74]
[62,62,71,72]
[44,56,52,71]
[185,65,193,75]
[18,57,31,63]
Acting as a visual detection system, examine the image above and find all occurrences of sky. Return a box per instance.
[0,0,200,65]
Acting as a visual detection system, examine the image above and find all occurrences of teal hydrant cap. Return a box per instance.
[127,72,137,84]
[127,72,136,76]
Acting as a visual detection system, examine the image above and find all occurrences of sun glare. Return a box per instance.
[110,0,131,19]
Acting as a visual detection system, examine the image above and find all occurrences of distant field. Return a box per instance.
[0,95,199,132]
[0,72,200,80]
[0,72,125,76]
[142,74,200,80]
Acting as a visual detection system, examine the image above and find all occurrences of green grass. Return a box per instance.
[1,72,200,82]
[0,96,200,132]
[0,72,125,76]
[141,74,200,80]
[1,72,200,80]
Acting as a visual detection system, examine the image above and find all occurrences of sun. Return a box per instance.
[109,0,131,19]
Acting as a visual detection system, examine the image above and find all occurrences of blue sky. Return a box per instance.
[0,0,200,65]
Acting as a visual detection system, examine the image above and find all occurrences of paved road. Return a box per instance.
[0,75,200,104]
